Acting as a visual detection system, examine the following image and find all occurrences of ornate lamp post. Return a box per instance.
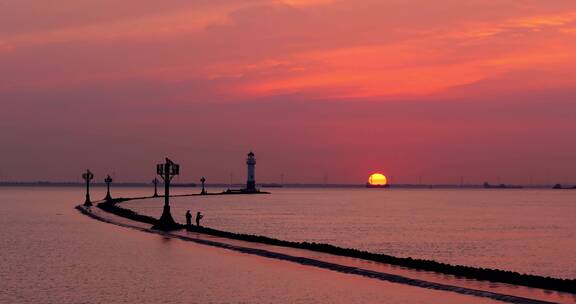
[152,178,159,197]
[153,158,180,230]
[82,169,94,207]
[200,177,207,195]
[104,175,113,200]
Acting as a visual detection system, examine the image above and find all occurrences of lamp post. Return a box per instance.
[200,177,207,195]
[153,158,180,230]
[104,175,113,200]
[82,169,94,207]
[152,178,159,197]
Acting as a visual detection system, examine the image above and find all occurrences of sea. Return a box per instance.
[126,187,576,279]
[1,186,575,303]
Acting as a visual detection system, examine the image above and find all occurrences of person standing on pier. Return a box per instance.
[185,210,192,227]
[196,211,204,227]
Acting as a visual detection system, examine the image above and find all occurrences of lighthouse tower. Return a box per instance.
[246,151,256,192]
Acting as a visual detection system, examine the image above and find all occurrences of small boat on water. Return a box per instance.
[552,184,576,189]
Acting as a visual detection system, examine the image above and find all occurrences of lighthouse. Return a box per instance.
[246,151,256,192]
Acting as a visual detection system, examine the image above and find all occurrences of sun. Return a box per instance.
[368,173,388,186]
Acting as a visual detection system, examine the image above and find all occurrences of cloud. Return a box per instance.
[279,0,335,7]
[218,8,576,99]
[1,0,576,101]
[0,3,247,51]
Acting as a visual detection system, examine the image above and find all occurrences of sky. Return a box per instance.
[1,0,575,184]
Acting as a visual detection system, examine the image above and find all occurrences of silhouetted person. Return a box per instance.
[185,210,192,227]
[196,211,204,227]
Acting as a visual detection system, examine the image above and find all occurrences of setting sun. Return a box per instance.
[368,173,388,186]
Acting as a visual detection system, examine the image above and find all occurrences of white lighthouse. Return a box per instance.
[246,151,256,192]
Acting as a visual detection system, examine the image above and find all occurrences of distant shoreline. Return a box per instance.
[1,181,571,189]
[0,182,196,187]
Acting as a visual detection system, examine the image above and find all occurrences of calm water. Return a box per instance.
[1,186,518,304]
[125,187,576,279]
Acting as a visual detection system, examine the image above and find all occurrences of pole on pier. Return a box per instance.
[104,175,113,200]
[153,158,180,230]
[82,169,94,207]
[152,178,159,197]
[200,177,207,195]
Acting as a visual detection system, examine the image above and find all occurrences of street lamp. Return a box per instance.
[153,158,180,230]
[104,175,113,200]
[200,177,207,195]
[82,169,94,207]
[152,178,159,197]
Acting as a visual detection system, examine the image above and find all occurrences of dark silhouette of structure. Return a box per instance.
[104,175,113,200]
[152,178,159,197]
[559,184,576,189]
[200,177,207,195]
[224,152,269,194]
[185,210,192,227]
[483,182,523,189]
[246,152,257,192]
[82,169,94,206]
[153,158,180,230]
[366,183,390,188]
[196,211,204,227]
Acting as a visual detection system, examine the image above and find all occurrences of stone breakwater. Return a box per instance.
[78,195,575,296]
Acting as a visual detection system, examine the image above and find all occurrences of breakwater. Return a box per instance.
[87,196,575,294]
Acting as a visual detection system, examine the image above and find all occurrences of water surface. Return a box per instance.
[2,186,522,304]
[125,188,576,279]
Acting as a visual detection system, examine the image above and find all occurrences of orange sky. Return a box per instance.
[1,0,575,184]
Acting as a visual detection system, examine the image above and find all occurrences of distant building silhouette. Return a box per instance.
[483,181,523,189]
